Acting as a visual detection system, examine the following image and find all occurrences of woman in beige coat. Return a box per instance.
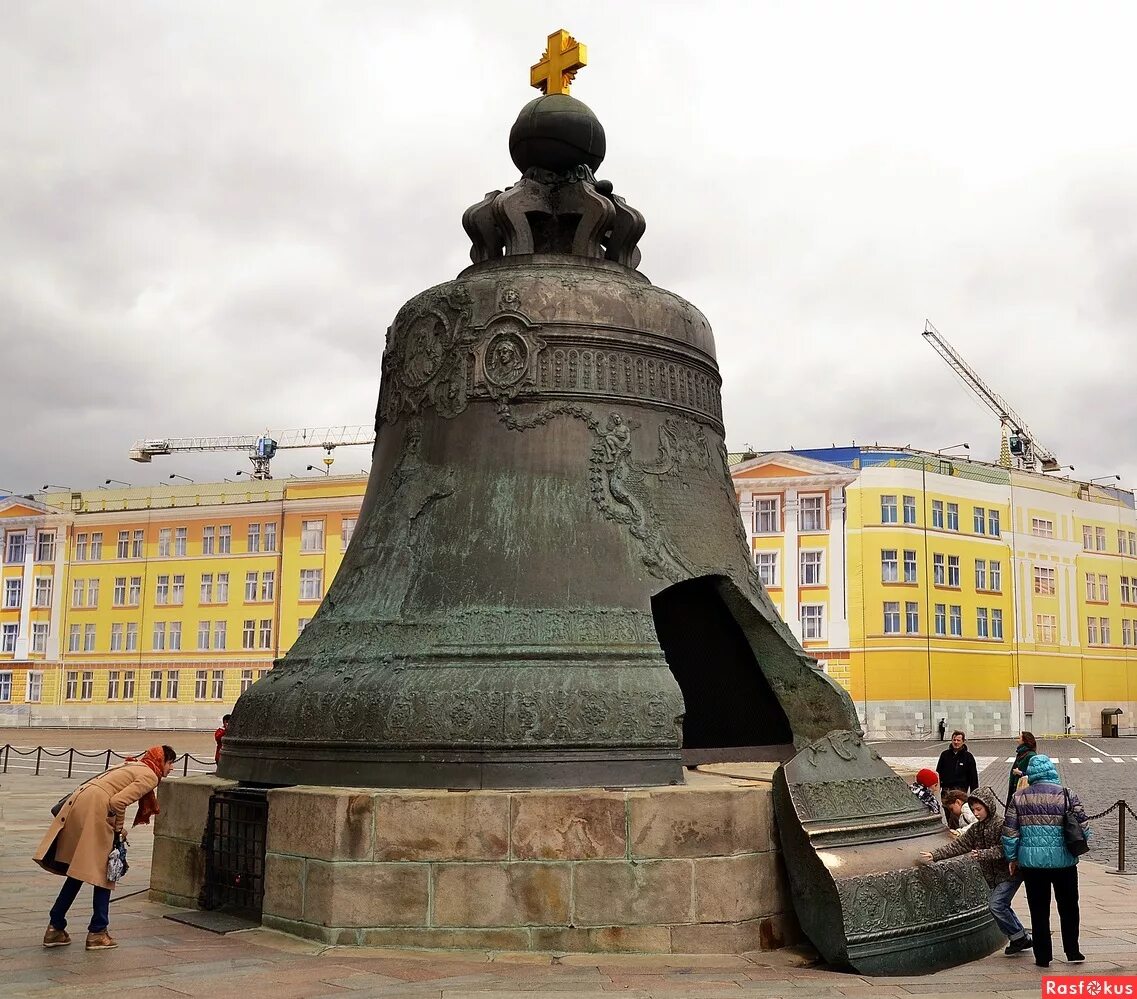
[34,745,175,951]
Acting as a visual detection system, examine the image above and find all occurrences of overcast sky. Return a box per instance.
[3,2,1135,496]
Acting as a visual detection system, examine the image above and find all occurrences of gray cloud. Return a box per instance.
[2,1,1135,492]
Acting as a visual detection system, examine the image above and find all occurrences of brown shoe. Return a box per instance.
[85,930,118,951]
[43,926,71,948]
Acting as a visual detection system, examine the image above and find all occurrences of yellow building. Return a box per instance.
[732,447,1137,738]
[0,477,365,729]
[4,447,1134,739]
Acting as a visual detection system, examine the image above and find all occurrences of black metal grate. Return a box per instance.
[202,787,268,919]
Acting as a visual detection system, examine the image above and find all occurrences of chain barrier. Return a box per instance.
[1084,801,1123,822]
[1,743,214,779]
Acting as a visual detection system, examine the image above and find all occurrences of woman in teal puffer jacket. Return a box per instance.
[1002,754,1091,969]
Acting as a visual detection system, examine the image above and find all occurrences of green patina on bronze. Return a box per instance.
[220,95,855,790]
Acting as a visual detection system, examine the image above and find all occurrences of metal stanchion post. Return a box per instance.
[67,748,74,779]
[35,746,42,775]
[105,749,112,772]
[183,754,189,777]
[1108,802,1136,876]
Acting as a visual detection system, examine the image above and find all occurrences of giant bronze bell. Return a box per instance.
[220,88,855,789]
[219,42,1005,974]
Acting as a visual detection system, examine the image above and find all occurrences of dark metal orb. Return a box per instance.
[509,94,606,174]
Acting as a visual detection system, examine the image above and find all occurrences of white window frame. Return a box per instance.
[301,519,325,551]
[754,551,778,587]
[902,495,917,525]
[299,568,324,601]
[881,549,898,583]
[3,578,21,608]
[800,550,824,586]
[934,603,946,636]
[753,498,780,534]
[949,605,962,636]
[800,603,825,640]
[880,495,898,524]
[799,495,825,532]
[905,601,919,634]
[883,601,900,634]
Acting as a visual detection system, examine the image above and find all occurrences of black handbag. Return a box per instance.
[50,775,98,817]
[1063,788,1090,856]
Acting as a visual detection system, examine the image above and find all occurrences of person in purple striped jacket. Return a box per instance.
[1002,754,1091,968]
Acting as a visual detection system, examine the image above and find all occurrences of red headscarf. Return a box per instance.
[126,746,167,827]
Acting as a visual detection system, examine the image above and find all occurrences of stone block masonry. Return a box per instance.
[149,767,798,954]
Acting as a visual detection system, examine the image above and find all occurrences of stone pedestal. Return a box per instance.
[149,774,237,909]
[150,768,798,954]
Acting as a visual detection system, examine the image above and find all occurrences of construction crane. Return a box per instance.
[922,321,1061,473]
[129,425,376,480]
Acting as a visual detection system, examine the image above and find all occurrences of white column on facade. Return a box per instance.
[48,531,65,660]
[828,489,849,648]
[15,529,34,658]
[783,489,800,638]
[737,490,755,562]
[1059,563,1073,645]
[1018,556,1033,643]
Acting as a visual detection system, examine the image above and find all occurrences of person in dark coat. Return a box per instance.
[1008,731,1037,803]
[936,730,979,792]
[1003,754,1091,968]
[918,786,1031,954]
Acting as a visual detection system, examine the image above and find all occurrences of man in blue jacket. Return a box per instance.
[1002,754,1091,968]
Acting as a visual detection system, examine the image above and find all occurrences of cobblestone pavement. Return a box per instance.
[876,737,1137,866]
[2,774,1135,998]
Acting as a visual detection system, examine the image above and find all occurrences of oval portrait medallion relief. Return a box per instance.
[484,329,529,389]
[402,310,449,388]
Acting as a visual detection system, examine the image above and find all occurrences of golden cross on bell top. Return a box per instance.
[530,29,587,96]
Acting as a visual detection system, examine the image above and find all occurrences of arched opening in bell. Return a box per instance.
[651,575,795,766]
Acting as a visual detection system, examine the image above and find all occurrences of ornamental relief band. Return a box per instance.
[788,778,922,821]
[836,863,989,937]
[379,287,723,428]
[297,607,661,648]
[231,676,679,746]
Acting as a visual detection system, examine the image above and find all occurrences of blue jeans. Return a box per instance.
[49,877,110,934]
[989,873,1026,939]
